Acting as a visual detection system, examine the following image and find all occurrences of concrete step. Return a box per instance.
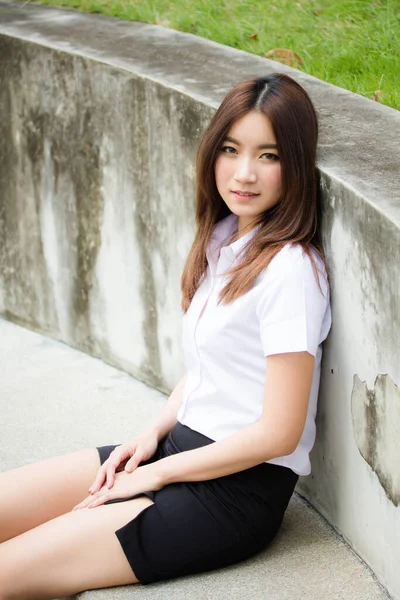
[0,317,390,600]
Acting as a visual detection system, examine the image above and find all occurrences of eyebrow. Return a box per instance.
[223,135,278,150]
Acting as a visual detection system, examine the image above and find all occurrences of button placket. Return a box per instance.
[181,245,236,419]
[195,249,236,344]
[182,273,213,409]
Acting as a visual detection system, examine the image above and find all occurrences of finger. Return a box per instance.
[106,447,134,489]
[75,484,112,510]
[104,452,124,490]
[73,493,97,511]
[125,452,142,473]
[88,464,107,494]
[106,460,120,490]
[86,494,111,509]
[86,489,122,509]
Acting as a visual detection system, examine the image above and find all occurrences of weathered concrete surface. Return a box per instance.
[0,1,400,597]
[300,172,400,598]
[0,318,391,600]
[351,374,400,507]
[0,17,208,393]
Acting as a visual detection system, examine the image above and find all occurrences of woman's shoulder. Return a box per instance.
[266,242,324,271]
[259,242,329,294]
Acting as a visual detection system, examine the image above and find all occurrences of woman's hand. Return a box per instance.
[88,429,160,494]
[73,464,163,510]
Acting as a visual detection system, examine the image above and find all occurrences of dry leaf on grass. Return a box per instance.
[265,48,303,67]
[371,90,383,102]
[154,17,171,28]
[249,32,258,40]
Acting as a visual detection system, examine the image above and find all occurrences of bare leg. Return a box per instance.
[0,496,154,599]
[0,448,101,542]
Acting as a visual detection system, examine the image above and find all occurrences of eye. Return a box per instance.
[262,152,280,161]
[220,145,236,154]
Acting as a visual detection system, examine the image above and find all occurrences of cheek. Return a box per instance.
[263,164,282,191]
[214,157,231,186]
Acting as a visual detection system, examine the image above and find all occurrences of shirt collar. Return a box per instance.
[207,213,261,270]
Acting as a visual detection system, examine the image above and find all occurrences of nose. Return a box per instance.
[234,157,257,183]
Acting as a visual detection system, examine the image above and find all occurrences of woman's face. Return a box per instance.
[214,110,282,233]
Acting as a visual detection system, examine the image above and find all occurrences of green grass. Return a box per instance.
[26,0,400,110]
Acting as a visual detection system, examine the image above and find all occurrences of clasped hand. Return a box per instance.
[73,429,163,510]
[73,464,163,510]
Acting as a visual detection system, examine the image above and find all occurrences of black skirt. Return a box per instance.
[96,422,298,584]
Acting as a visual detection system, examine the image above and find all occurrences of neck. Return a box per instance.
[237,215,258,238]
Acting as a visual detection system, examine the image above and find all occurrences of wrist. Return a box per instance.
[152,456,176,487]
[140,424,164,443]
[143,460,168,489]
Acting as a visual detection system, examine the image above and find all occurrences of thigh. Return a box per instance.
[0,496,153,599]
[0,448,100,542]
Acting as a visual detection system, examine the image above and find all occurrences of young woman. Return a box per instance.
[0,73,331,599]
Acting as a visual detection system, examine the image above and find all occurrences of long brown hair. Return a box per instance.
[181,73,326,313]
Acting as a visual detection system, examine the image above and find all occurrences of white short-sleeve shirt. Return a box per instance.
[177,213,331,476]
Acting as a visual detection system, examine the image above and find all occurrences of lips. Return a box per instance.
[231,190,259,198]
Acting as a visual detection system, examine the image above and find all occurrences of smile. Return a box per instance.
[231,191,260,200]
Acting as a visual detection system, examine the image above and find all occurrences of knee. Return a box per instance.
[0,584,19,600]
[0,561,18,600]
[0,584,12,600]
[0,581,13,600]
[0,571,37,600]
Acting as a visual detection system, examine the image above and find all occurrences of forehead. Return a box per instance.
[226,111,276,144]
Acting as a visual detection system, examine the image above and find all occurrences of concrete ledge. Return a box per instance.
[0,318,390,600]
[0,0,399,221]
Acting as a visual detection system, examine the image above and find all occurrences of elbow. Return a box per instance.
[281,439,299,456]
[278,430,302,456]
[270,439,298,458]
[257,422,301,459]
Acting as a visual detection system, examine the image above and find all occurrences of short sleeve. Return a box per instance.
[255,246,330,357]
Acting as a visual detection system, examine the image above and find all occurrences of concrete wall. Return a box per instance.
[0,1,399,597]
[0,33,213,392]
[303,172,400,595]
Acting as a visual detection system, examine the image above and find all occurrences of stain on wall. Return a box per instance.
[319,172,400,371]
[351,374,400,506]
[0,41,57,331]
[130,78,213,389]
[0,36,211,391]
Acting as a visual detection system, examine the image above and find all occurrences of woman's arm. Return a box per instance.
[157,352,314,484]
[86,374,188,494]
[75,354,314,509]
[144,373,188,442]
